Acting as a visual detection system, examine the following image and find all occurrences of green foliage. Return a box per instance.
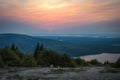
[33,43,40,59]
[74,58,88,66]
[33,43,44,60]
[22,54,37,67]
[37,49,60,67]
[11,44,24,59]
[61,54,77,67]
[36,46,77,67]
[14,49,24,60]
[0,43,108,68]
[0,48,22,66]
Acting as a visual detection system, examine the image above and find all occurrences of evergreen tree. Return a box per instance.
[39,44,44,51]
[113,58,120,68]
[34,43,45,60]
[0,43,83,68]
[104,61,109,65]
[33,43,40,59]
[36,49,49,66]
[11,43,16,50]
[90,59,101,66]
[11,44,23,59]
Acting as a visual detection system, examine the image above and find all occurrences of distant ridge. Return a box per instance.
[0,33,81,56]
[0,33,120,57]
[36,34,120,38]
[0,33,61,51]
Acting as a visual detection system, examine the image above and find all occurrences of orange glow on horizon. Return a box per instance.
[0,0,120,31]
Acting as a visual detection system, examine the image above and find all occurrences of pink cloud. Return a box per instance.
[0,0,120,31]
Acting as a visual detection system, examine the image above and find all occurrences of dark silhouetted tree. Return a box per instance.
[11,43,16,50]
[0,55,4,67]
[39,44,44,51]
[33,43,40,60]
[90,59,101,66]
[113,58,120,68]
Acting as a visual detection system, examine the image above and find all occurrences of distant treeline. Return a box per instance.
[0,43,120,68]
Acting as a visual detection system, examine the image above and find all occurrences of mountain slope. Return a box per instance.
[0,34,120,57]
[0,34,80,56]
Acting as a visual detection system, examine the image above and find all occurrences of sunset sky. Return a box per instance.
[0,0,120,35]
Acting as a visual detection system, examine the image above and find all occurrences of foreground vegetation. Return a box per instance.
[0,43,120,68]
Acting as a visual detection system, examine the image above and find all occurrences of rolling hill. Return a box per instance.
[0,33,120,57]
[0,34,81,56]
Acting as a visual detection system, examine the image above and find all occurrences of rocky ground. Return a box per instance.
[0,67,120,80]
